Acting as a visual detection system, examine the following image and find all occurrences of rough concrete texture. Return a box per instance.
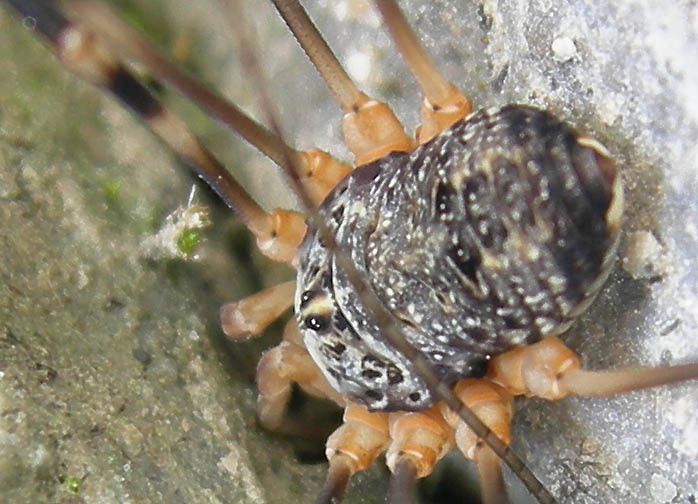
[1,1,697,504]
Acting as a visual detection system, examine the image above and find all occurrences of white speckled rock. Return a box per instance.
[1,1,696,503]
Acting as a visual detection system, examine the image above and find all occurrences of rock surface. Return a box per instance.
[1,1,697,504]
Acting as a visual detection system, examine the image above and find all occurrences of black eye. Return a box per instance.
[300,290,315,307]
[305,315,329,331]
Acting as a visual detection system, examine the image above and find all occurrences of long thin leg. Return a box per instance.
[65,0,353,206]
[488,336,698,399]
[315,457,354,504]
[387,458,418,504]
[373,0,472,143]
[477,446,507,504]
[5,0,308,263]
[271,0,413,165]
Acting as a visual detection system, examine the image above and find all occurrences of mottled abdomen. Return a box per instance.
[296,105,623,412]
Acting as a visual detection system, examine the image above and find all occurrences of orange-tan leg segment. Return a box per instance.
[250,208,307,264]
[316,404,390,504]
[293,149,353,205]
[384,406,453,503]
[441,379,514,504]
[373,0,472,144]
[488,336,698,400]
[256,320,343,431]
[386,406,453,479]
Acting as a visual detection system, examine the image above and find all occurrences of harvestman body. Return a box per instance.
[4,0,698,503]
[297,105,619,413]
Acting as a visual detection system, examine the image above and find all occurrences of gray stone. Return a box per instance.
[1,1,697,504]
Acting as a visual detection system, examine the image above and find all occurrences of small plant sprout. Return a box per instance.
[141,186,211,260]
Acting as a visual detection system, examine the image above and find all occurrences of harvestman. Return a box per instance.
[4,1,698,503]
